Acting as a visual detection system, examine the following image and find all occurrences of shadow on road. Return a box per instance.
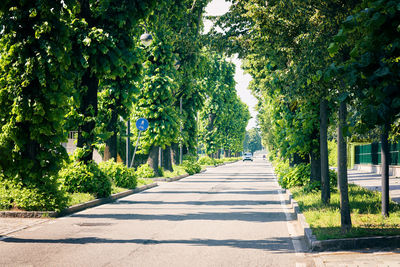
[140,190,278,195]
[3,236,294,253]
[69,211,288,222]
[112,200,281,206]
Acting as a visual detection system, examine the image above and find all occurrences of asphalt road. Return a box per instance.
[1,159,399,266]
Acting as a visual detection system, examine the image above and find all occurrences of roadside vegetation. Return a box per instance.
[274,158,400,240]
[0,153,239,212]
[291,185,400,240]
[210,0,400,233]
[0,1,249,212]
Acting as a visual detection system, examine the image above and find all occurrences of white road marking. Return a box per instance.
[277,188,304,256]
[269,164,306,257]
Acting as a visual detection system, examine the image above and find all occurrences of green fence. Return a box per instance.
[355,142,400,165]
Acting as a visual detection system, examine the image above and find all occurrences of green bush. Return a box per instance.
[99,160,137,189]
[0,178,68,211]
[273,159,290,185]
[285,163,311,188]
[182,159,201,175]
[214,158,224,165]
[274,158,310,189]
[222,157,239,162]
[329,169,338,188]
[135,164,155,178]
[198,156,215,165]
[59,161,111,198]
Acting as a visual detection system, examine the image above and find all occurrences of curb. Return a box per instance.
[285,189,400,251]
[0,211,57,218]
[58,183,158,217]
[0,183,158,219]
[0,167,211,219]
[153,174,190,182]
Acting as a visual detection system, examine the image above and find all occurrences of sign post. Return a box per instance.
[130,118,149,168]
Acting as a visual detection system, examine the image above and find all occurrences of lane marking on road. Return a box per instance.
[277,188,304,257]
[269,165,305,257]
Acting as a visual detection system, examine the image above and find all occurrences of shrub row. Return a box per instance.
[1,155,237,211]
[273,158,337,192]
[197,156,239,166]
[1,160,156,211]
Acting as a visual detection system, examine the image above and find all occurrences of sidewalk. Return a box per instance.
[0,217,50,237]
[348,169,400,203]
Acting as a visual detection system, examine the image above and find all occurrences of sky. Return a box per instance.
[204,0,258,130]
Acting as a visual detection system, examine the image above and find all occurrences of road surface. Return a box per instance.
[1,159,400,266]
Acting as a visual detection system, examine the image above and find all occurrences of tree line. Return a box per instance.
[208,0,400,232]
[0,1,250,209]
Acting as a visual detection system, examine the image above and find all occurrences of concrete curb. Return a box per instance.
[0,211,57,218]
[285,189,400,251]
[153,174,190,182]
[0,183,158,219]
[0,164,215,219]
[58,183,158,217]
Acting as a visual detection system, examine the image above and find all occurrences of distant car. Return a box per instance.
[243,152,253,161]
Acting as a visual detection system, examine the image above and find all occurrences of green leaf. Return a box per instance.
[328,42,339,56]
[83,37,91,46]
[374,67,390,77]
[392,98,400,109]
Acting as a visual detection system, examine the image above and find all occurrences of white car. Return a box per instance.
[243,152,253,161]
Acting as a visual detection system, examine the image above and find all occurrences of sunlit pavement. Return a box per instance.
[1,159,400,266]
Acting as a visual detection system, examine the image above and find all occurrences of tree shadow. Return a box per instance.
[113,200,281,206]
[141,190,278,195]
[181,179,275,183]
[3,236,295,252]
[70,211,289,222]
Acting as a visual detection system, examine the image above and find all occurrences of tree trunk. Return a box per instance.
[338,100,351,233]
[147,145,159,176]
[381,122,390,217]
[320,99,330,204]
[171,143,179,165]
[77,70,98,163]
[103,97,119,162]
[163,146,173,172]
[125,120,130,167]
[224,150,229,157]
[310,150,321,184]
[103,145,111,162]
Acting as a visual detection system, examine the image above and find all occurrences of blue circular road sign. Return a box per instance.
[136,118,149,131]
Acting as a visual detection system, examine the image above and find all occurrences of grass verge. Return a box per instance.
[67,192,96,207]
[137,178,154,187]
[163,165,187,178]
[291,184,400,240]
